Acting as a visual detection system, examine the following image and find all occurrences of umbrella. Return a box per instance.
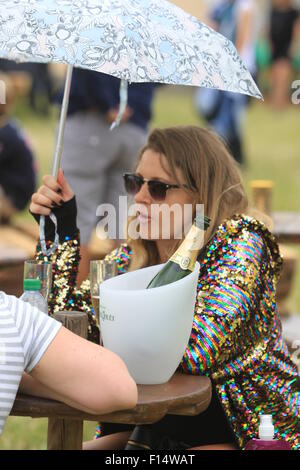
[0,0,262,253]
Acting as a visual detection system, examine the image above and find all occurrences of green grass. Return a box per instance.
[1,86,300,449]
[0,417,96,450]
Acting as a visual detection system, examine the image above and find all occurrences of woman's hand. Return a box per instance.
[30,168,74,216]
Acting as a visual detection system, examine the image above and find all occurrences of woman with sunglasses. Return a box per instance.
[30,126,299,450]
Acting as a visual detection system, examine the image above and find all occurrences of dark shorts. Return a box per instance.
[101,381,237,448]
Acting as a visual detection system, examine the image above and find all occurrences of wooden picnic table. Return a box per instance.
[273,211,300,244]
[11,373,212,450]
[9,311,212,450]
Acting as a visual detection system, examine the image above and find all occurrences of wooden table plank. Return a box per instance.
[11,374,212,425]
[0,246,29,267]
[0,226,36,258]
[273,212,300,244]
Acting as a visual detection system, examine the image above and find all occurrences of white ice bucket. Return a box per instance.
[99,262,199,384]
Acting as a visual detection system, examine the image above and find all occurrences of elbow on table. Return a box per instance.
[88,356,138,415]
[113,372,138,412]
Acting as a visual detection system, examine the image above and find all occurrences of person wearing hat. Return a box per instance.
[0,72,36,223]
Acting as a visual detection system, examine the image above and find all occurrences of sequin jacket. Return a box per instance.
[36,214,299,450]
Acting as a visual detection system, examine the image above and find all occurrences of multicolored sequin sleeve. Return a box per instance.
[180,216,282,375]
[179,216,299,449]
[35,234,132,343]
[35,232,99,342]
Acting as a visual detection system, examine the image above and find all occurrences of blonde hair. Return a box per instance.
[127,126,249,271]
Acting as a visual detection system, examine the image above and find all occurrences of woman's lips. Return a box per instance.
[138,213,151,223]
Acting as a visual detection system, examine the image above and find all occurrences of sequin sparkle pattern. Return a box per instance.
[36,215,299,450]
[36,233,132,344]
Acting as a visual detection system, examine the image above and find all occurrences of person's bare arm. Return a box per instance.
[235,6,255,55]
[290,17,300,57]
[20,326,137,415]
[19,372,90,410]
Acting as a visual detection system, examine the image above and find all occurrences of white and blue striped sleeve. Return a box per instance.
[2,293,62,374]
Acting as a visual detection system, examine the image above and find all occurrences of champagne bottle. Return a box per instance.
[147,215,210,289]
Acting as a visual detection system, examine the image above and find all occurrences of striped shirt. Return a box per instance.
[0,291,62,435]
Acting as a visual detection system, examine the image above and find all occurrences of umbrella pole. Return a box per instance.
[39,64,73,256]
[52,64,73,178]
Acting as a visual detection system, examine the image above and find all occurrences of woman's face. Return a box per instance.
[133,149,195,241]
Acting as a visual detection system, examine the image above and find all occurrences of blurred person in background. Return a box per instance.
[0,72,36,223]
[59,69,156,283]
[268,0,300,109]
[195,0,258,165]
[27,63,53,116]
[0,60,54,116]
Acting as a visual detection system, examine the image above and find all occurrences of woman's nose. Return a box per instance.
[134,181,152,204]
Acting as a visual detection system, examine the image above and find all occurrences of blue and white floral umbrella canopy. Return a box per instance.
[0,0,262,255]
[0,0,262,98]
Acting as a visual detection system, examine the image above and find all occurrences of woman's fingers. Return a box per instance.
[30,170,74,218]
[30,189,59,216]
[30,184,64,217]
[38,185,64,206]
[42,174,62,194]
[40,170,74,203]
[57,168,74,201]
[29,201,51,217]
[31,191,58,209]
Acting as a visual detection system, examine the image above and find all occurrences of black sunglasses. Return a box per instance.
[123,173,188,201]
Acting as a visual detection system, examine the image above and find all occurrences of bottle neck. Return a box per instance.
[170,222,204,271]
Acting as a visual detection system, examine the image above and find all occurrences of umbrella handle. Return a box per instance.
[40,64,73,256]
[52,63,73,178]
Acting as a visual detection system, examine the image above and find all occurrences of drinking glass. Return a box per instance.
[24,260,52,301]
[90,259,118,343]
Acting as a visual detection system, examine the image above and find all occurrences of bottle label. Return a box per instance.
[170,224,202,271]
[170,253,193,271]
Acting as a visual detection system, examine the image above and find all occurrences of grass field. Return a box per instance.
[1,86,299,449]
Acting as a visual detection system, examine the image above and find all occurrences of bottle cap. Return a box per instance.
[259,414,274,440]
[24,278,41,291]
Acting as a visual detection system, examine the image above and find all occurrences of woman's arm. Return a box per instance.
[180,217,282,375]
[235,3,256,56]
[30,170,99,342]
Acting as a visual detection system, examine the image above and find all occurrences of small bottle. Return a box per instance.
[20,279,48,314]
[245,415,291,450]
[147,215,210,289]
